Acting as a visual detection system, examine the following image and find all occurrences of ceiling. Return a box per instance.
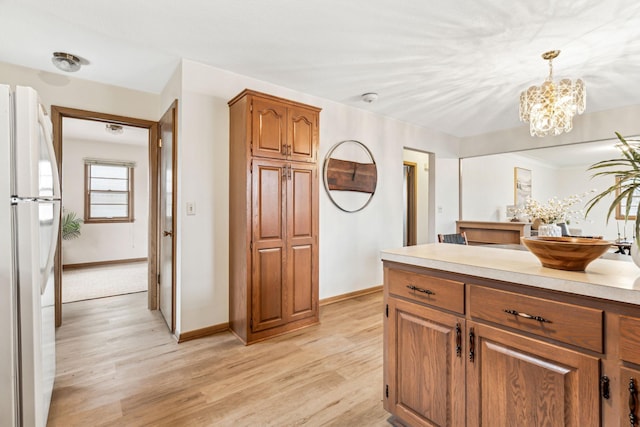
[63,117,148,146]
[3,0,640,138]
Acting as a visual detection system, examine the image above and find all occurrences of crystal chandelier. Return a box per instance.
[519,50,586,137]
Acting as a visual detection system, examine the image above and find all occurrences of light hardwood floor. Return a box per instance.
[48,291,390,426]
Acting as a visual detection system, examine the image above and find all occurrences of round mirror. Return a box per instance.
[323,140,377,212]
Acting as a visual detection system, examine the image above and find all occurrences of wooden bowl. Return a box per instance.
[521,236,613,271]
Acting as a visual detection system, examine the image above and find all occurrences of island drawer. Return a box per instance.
[387,268,464,314]
[619,315,640,365]
[469,285,603,353]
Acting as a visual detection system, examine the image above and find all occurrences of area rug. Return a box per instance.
[62,262,147,303]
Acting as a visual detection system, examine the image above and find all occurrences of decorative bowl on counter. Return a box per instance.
[521,236,613,271]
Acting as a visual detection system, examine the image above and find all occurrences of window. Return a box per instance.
[84,160,134,223]
[615,175,640,220]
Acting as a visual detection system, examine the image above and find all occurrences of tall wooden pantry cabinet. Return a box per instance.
[228,89,321,344]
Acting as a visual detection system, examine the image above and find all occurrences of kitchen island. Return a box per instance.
[380,243,640,427]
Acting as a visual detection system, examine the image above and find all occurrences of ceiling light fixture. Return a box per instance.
[519,50,586,137]
[105,124,124,135]
[51,52,82,72]
[361,93,378,103]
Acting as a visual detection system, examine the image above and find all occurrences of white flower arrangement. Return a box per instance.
[518,192,594,225]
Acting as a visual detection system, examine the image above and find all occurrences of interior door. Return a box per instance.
[403,162,416,246]
[159,101,177,332]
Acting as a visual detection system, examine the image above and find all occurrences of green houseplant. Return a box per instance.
[62,209,83,240]
[585,132,640,261]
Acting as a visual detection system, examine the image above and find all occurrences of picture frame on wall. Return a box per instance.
[514,167,531,207]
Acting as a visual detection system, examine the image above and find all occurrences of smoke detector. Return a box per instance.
[361,93,379,103]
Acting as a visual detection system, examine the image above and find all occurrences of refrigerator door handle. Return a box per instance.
[40,200,61,293]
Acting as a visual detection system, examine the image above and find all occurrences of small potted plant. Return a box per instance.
[585,132,640,264]
[62,209,83,240]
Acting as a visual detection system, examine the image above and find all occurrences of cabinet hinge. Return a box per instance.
[250,102,253,113]
[158,138,162,148]
[250,158,253,173]
[250,142,253,156]
[385,304,389,318]
[157,273,160,284]
[385,384,389,398]
[250,241,253,251]
[250,317,253,329]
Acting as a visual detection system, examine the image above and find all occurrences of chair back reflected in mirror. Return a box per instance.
[437,232,468,245]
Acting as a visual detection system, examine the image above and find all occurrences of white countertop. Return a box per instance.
[380,244,640,305]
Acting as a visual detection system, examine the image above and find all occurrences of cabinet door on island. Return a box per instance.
[384,297,465,427]
[466,322,600,427]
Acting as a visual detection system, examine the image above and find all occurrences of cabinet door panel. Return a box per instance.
[290,244,313,317]
[288,106,316,162]
[254,162,284,240]
[386,297,465,427]
[252,247,285,331]
[252,98,287,159]
[252,160,286,332]
[467,322,599,427]
[290,166,314,238]
[287,163,317,322]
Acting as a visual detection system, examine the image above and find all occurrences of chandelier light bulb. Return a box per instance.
[519,50,586,137]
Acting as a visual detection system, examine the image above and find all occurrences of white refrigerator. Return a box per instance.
[1,85,60,426]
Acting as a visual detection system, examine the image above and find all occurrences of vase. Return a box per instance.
[631,242,640,268]
[538,223,562,237]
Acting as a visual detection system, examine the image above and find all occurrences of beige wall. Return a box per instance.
[61,138,149,265]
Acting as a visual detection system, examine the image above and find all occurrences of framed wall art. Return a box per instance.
[514,167,531,207]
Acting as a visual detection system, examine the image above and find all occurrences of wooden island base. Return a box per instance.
[381,243,640,427]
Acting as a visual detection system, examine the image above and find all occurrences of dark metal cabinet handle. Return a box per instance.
[455,323,462,358]
[630,378,638,427]
[469,328,475,363]
[406,284,434,295]
[601,376,610,400]
[504,309,552,323]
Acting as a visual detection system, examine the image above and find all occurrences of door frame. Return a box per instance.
[51,106,159,326]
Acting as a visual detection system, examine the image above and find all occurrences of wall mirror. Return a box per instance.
[459,135,640,239]
[323,140,377,213]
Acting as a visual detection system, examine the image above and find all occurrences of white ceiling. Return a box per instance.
[63,117,148,146]
[3,0,640,138]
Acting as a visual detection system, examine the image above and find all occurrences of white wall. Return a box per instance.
[459,105,640,158]
[461,152,624,240]
[461,153,559,221]
[61,138,149,264]
[173,59,460,333]
[0,62,159,119]
[403,149,430,244]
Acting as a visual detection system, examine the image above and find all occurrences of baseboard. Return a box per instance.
[178,322,230,343]
[319,285,383,306]
[177,286,382,343]
[63,257,148,270]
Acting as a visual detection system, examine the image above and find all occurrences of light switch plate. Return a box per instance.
[186,202,196,215]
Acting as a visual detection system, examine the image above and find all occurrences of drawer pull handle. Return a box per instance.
[406,284,434,295]
[503,309,552,323]
[630,378,638,427]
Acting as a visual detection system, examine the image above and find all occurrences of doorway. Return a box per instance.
[402,148,432,245]
[403,162,417,246]
[51,107,159,326]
